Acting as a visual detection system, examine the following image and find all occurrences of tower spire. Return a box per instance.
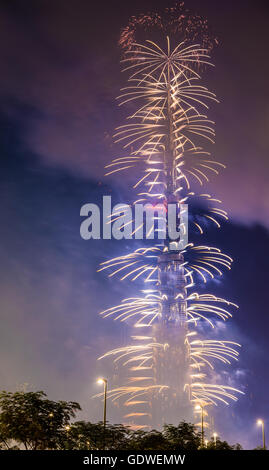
[97,36,243,432]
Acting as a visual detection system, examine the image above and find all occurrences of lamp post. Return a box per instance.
[97,378,108,449]
[195,404,205,447]
[257,419,266,450]
[213,432,217,448]
[64,425,71,450]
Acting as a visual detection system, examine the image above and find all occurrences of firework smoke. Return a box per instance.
[96,2,242,433]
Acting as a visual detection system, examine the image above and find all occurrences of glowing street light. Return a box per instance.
[195,404,205,447]
[257,419,266,450]
[97,378,108,448]
[213,432,217,448]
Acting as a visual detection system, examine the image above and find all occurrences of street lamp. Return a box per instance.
[257,419,266,450]
[97,378,108,448]
[195,404,205,447]
[213,432,217,448]
[97,378,108,429]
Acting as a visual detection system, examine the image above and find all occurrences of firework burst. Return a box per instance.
[96,6,242,433]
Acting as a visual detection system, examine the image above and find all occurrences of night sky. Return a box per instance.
[0,0,268,449]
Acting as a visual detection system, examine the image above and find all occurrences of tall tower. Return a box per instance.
[97,37,242,432]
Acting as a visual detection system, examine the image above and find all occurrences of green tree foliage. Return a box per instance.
[58,421,130,450]
[0,390,243,450]
[0,390,80,450]
[124,429,169,451]
[206,438,243,450]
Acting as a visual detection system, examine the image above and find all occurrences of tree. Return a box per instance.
[162,422,201,450]
[58,421,130,450]
[206,437,242,450]
[0,390,80,449]
[125,429,169,451]
[232,443,243,450]
[0,390,243,451]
